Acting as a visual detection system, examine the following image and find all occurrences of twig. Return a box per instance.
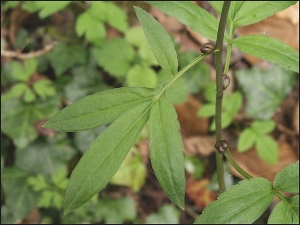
[1,42,57,59]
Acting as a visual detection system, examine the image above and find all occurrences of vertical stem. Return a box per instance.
[215,1,231,193]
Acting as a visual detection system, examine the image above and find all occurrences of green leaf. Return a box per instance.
[1,167,39,221]
[209,1,223,14]
[47,43,87,77]
[134,6,178,75]
[204,82,216,103]
[98,197,137,224]
[1,97,60,148]
[147,1,228,41]
[268,195,299,224]
[11,59,37,82]
[110,146,147,192]
[64,101,151,214]
[145,204,180,224]
[75,12,106,47]
[105,2,128,32]
[273,161,299,194]
[235,65,296,120]
[194,177,274,224]
[15,138,75,176]
[32,79,56,100]
[92,38,135,77]
[210,112,232,131]
[27,174,49,191]
[237,128,256,152]
[233,35,299,73]
[224,91,242,116]
[184,155,205,179]
[148,95,185,209]
[87,2,106,21]
[233,2,297,27]
[256,135,278,165]
[126,64,157,88]
[44,87,158,131]
[251,120,276,134]
[197,104,215,117]
[34,1,71,19]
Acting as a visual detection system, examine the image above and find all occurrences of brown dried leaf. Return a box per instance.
[183,135,216,156]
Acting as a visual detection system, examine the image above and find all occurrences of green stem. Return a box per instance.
[274,190,289,203]
[215,1,231,193]
[156,53,209,99]
[224,150,253,180]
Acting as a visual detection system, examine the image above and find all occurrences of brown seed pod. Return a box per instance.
[215,140,228,154]
[200,43,216,54]
[222,74,230,90]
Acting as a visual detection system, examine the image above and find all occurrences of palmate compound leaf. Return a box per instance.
[194,177,274,224]
[43,87,159,131]
[134,6,178,76]
[148,95,185,209]
[63,101,152,214]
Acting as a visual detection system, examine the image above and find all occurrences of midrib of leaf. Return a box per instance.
[68,101,154,209]
[141,12,174,74]
[156,100,179,203]
[220,191,273,223]
[54,96,153,124]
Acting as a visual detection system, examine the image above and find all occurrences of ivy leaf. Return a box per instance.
[251,120,276,134]
[33,1,71,19]
[197,104,215,117]
[237,128,256,152]
[256,135,278,165]
[105,2,128,32]
[135,6,178,76]
[273,161,299,194]
[1,97,60,149]
[11,58,37,81]
[15,138,75,176]
[47,43,87,77]
[27,174,50,191]
[32,79,56,100]
[92,38,135,77]
[44,87,158,132]
[235,65,296,120]
[233,35,299,73]
[1,167,39,222]
[194,177,274,224]
[268,195,299,224]
[147,1,228,41]
[232,2,297,27]
[126,64,157,88]
[148,95,185,209]
[64,101,152,214]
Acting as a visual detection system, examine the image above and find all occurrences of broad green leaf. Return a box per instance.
[27,174,50,191]
[1,97,60,149]
[209,1,223,14]
[256,135,278,165]
[11,59,37,82]
[157,69,188,104]
[233,35,299,73]
[224,91,242,115]
[134,6,178,75]
[233,2,297,27]
[75,12,106,47]
[110,146,147,192]
[92,38,135,77]
[194,177,274,224]
[32,79,56,100]
[1,167,39,222]
[64,101,151,213]
[1,83,29,102]
[87,2,107,21]
[44,87,158,131]
[47,43,87,77]
[273,161,299,194]
[204,82,216,103]
[268,195,299,224]
[105,2,128,32]
[34,1,71,19]
[148,95,185,209]
[235,65,296,120]
[145,204,180,224]
[51,167,69,190]
[251,120,276,134]
[237,128,256,152]
[126,64,157,88]
[147,1,228,41]
[197,104,215,117]
[64,57,109,102]
[210,112,232,131]
[15,138,75,176]
[98,197,137,224]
